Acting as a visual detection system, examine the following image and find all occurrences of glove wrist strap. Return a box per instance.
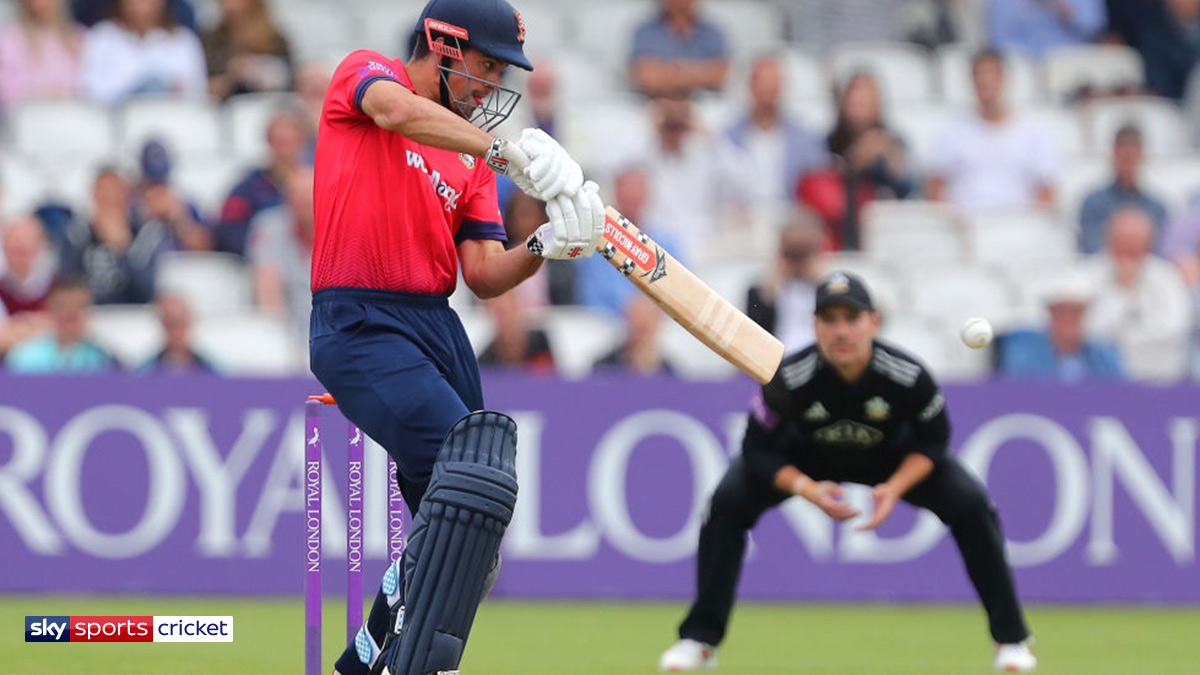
[484,137,510,174]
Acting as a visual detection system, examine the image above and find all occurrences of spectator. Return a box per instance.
[0,215,56,315]
[577,164,681,313]
[61,166,167,305]
[800,72,914,250]
[1084,207,1192,381]
[593,296,675,376]
[478,290,557,374]
[247,165,313,339]
[202,0,292,101]
[0,0,84,112]
[1114,0,1200,100]
[215,109,310,257]
[5,274,119,373]
[72,0,197,32]
[135,138,213,251]
[927,49,1059,212]
[631,95,745,262]
[140,293,216,373]
[724,54,826,207]
[1078,124,1167,254]
[79,0,207,105]
[746,210,827,355]
[996,276,1124,380]
[629,0,729,97]
[988,0,1107,57]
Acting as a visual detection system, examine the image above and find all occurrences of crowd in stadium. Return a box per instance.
[1,0,1200,383]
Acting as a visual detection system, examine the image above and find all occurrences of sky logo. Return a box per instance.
[25,616,70,642]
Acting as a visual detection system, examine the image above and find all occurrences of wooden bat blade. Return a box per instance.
[598,206,784,383]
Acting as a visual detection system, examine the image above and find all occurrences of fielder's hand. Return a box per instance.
[806,481,861,521]
[857,483,901,531]
[526,180,604,259]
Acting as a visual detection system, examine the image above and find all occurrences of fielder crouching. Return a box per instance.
[660,272,1037,673]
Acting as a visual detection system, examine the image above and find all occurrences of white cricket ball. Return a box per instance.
[960,317,994,349]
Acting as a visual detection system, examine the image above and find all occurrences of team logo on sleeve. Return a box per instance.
[865,397,890,421]
[918,392,945,422]
[459,153,476,169]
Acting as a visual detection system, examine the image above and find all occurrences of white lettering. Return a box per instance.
[0,406,61,553]
[505,412,599,559]
[44,406,186,559]
[588,411,726,563]
[1087,417,1195,565]
[961,414,1090,566]
[168,408,276,556]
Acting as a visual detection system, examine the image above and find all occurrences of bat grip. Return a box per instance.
[498,138,530,173]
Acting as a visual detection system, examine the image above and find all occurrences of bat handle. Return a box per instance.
[497,137,530,173]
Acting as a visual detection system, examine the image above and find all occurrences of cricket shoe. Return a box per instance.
[658,638,718,671]
[994,642,1037,672]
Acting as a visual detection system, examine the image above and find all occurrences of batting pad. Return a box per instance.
[385,411,518,675]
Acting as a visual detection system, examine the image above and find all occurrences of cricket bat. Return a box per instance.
[597,206,784,384]
[496,142,784,383]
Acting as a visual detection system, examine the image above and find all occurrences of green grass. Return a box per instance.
[4,596,1199,674]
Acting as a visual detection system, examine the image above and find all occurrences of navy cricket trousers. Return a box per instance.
[309,287,484,509]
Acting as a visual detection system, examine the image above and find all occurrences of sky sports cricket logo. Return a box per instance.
[26,616,233,642]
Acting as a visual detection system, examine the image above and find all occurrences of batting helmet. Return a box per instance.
[415,0,533,71]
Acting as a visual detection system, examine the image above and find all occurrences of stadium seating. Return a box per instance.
[119,97,226,161]
[828,42,938,106]
[88,304,164,367]
[223,92,298,164]
[778,48,835,116]
[907,265,1018,330]
[193,312,305,375]
[861,200,968,264]
[5,0,1200,385]
[271,2,357,64]
[10,100,117,166]
[1043,44,1144,101]
[1084,97,1191,159]
[540,307,626,379]
[0,153,47,219]
[574,0,656,75]
[966,210,1076,267]
[1144,158,1200,216]
[173,157,250,220]
[156,252,255,317]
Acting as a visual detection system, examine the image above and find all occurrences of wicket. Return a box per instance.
[305,396,407,675]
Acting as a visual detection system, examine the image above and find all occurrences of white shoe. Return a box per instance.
[658,638,718,672]
[994,642,1037,672]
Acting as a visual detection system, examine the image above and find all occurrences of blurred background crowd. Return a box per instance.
[2,0,1200,384]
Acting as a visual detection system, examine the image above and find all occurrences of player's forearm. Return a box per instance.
[773,465,815,500]
[365,82,493,157]
[460,240,544,299]
[883,453,935,496]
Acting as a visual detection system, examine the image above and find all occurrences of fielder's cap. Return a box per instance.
[140,139,172,184]
[416,0,534,71]
[815,271,875,312]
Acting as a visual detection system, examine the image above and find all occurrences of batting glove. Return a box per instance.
[526,180,604,260]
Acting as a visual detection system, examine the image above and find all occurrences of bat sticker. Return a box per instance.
[641,247,668,283]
